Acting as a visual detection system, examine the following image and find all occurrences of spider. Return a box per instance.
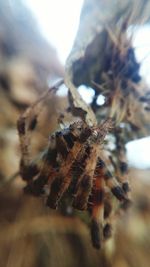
[17,83,131,249]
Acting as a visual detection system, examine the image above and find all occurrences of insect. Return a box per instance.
[17,85,131,249]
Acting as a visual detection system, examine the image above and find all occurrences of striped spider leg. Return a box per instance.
[72,141,100,210]
[89,155,130,249]
[89,159,105,249]
[103,194,113,240]
[24,134,59,196]
[17,104,40,184]
[118,151,131,210]
[17,80,63,190]
[114,128,131,209]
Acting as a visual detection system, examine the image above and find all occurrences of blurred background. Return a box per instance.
[0,0,150,267]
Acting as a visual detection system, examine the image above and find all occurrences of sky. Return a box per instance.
[24,0,84,63]
[132,25,150,85]
[24,0,150,170]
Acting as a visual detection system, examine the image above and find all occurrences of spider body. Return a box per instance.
[17,108,131,249]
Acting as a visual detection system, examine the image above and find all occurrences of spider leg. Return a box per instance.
[103,222,112,240]
[18,103,54,193]
[17,108,39,181]
[117,153,132,210]
[119,155,130,192]
[24,135,58,196]
[115,148,132,210]
[97,158,127,202]
[103,196,113,240]
[24,125,78,197]
[88,160,105,249]
[71,144,91,194]
[17,93,47,182]
[109,153,131,209]
[17,80,63,182]
[115,128,131,199]
[72,144,99,210]
[46,124,90,208]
